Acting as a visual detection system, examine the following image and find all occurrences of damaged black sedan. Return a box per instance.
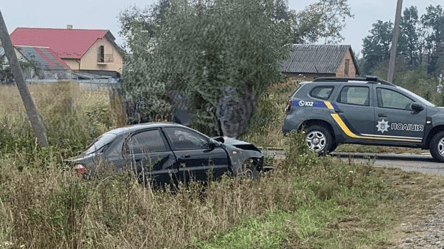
[66,123,264,185]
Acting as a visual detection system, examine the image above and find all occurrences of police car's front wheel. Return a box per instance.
[430,131,444,162]
[304,125,333,154]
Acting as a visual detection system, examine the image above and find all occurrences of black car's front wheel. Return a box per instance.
[304,125,334,154]
[234,159,259,181]
[430,131,444,162]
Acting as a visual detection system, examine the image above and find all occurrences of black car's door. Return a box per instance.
[162,127,229,184]
[372,87,426,143]
[124,129,178,186]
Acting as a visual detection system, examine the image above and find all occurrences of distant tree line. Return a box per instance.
[360,5,444,103]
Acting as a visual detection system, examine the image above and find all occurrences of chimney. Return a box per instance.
[67,25,73,29]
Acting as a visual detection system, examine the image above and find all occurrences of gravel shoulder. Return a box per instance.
[393,196,444,248]
[332,152,444,248]
[329,152,444,248]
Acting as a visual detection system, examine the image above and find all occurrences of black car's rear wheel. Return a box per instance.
[304,125,333,154]
[430,131,444,162]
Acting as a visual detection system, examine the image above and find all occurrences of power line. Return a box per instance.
[428,0,443,5]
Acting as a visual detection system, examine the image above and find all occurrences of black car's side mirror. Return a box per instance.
[411,103,424,112]
[212,136,225,143]
[208,141,217,150]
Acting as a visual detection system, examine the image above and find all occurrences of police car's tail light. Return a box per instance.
[74,164,87,175]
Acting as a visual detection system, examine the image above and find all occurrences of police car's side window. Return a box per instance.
[337,86,369,106]
[309,86,334,100]
[377,88,413,110]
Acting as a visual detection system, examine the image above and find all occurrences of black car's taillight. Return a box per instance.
[285,99,292,114]
[74,164,87,175]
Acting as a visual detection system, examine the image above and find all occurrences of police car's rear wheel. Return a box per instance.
[430,131,444,162]
[304,125,333,154]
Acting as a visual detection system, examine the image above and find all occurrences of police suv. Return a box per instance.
[282,76,444,162]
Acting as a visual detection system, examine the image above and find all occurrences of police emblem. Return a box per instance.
[376,119,389,134]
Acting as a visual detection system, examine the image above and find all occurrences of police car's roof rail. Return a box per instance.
[312,76,395,86]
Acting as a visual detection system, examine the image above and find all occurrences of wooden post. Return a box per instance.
[387,0,403,83]
[0,10,48,147]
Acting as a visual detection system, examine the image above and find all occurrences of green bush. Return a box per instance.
[283,130,319,175]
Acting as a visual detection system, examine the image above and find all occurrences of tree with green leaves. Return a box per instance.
[0,58,14,83]
[361,5,444,78]
[421,5,444,77]
[119,0,169,41]
[156,0,293,136]
[394,66,439,102]
[292,0,353,44]
[120,0,292,136]
[398,6,423,69]
[361,20,393,75]
[119,0,353,137]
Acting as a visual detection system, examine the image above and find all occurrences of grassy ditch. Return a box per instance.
[1,131,443,248]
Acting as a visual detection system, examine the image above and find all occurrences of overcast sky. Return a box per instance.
[1,0,443,58]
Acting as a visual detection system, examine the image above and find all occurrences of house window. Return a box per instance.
[98,45,105,63]
[344,59,350,76]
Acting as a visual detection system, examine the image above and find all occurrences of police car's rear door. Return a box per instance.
[334,85,375,139]
[373,87,425,143]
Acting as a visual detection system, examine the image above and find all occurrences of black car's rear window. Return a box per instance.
[309,86,334,100]
[85,133,117,155]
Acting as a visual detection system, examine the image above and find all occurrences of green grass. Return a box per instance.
[198,211,293,249]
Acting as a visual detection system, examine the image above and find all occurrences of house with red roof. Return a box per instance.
[1,42,73,81]
[10,26,124,79]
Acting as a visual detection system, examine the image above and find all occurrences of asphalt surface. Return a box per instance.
[263,150,444,176]
[332,152,444,176]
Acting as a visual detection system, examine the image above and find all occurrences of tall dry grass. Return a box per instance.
[0,82,126,162]
[0,140,394,248]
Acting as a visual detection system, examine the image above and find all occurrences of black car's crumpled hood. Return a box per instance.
[212,136,261,152]
[220,137,250,145]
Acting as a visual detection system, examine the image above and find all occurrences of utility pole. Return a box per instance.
[387,0,403,83]
[0,10,48,147]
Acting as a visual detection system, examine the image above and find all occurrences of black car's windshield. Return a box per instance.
[84,133,117,155]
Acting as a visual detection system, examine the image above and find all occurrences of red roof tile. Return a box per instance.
[10,28,110,59]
